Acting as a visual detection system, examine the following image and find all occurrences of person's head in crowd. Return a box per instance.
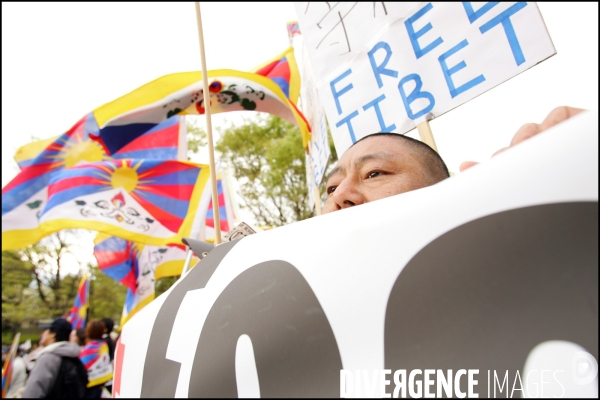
[40,318,73,346]
[69,327,86,347]
[323,133,449,214]
[101,318,114,335]
[85,320,107,343]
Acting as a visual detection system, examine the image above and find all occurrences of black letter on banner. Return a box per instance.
[384,202,598,397]
[141,241,240,398]
[188,260,343,398]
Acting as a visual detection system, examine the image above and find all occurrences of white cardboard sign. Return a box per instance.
[293,2,556,156]
[115,112,597,398]
[299,37,331,188]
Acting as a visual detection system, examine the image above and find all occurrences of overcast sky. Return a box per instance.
[2,2,598,272]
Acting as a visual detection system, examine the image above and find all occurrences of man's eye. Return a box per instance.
[326,186,337,195]
[366,171,381,179]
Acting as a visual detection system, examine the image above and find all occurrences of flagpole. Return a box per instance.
[416,120,438,152]
[180,249,194,277]
[195,1,222,246]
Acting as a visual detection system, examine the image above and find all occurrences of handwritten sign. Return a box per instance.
[115,112,597,398]
[294,2,556,155]
[301,43,330,188]
[295,33,331,210]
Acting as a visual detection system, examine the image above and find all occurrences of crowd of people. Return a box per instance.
[3,317,118,398]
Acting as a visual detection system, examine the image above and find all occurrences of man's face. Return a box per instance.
[323,136,431,214]
[41,329,55,346]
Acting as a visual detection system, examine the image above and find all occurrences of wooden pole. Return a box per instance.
[194,2,221,245]
[416,120,438,153]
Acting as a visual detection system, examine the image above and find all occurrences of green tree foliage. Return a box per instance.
[2,251,33,309]
[88,266,127,324]
[155,276,179,298]
[217,115,322,226]
[187,119,207,160]
[2,231,91,343]
[2,250,37,336]
[19,231,83,317]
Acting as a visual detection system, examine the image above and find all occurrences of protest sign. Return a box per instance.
[300,39,331,187]
[115,112,597,398]
[293,2,556,156]
[293,32,331,212]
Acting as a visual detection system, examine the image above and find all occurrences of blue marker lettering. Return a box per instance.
[439,39,486,98]
[398,74,435,120]
[368,42,398,88]
[335,111,360,143]
[462,2,500,23]
[479,2,528,66]
[330,69,354,115]
[405,3,444,59]
[363,94,396,132]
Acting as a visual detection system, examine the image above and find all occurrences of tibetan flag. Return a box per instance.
[13,115,186,171]
[13,135,60,170]
[93,234,194,287]
[286,20,301,44]
[200,171,238,241]
[2,116,186,251]
[93,235,137,292]
[67,274,89,329]
[3,114,105,250]
[38,159,209,246]
[252,46,301,105]
[1,333,20,399]
[80,339,112,388]
[91,47,311,156]
[102,114,187,161]
[93,234,196,327]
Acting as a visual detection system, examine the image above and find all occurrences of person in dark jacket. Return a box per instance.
[23,318,87,398]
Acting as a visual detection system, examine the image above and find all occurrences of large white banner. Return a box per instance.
[115,112,597,398]
[293,2,556,156]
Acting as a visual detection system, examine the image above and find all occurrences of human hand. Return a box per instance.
[460,106,586,172]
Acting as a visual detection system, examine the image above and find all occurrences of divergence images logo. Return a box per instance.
[573,351,598,386]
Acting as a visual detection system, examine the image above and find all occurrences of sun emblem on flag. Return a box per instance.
[61,158,201,235]
[110,163,140,192]
[78,304,88,318]
[49,134,107,169]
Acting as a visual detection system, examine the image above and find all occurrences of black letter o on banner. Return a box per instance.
[141,241,239,398]
[188,260,343,398]
[384,202,598,397]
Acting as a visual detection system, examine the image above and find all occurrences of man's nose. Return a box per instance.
[332,178,364,210]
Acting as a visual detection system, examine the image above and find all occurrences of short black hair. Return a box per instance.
[47,318,73,342]
[101,318,114,333]
[352,133,450,184]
